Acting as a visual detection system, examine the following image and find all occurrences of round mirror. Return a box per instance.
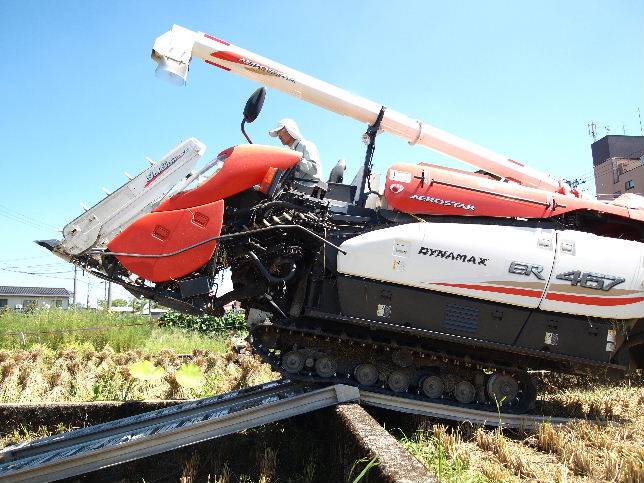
[243,87,266,123]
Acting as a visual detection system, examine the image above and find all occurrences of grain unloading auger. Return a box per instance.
[153,25,564,193]
[40,24,644,413]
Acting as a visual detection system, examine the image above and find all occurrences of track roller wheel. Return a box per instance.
[486,373,519,406]
[454,380,476,404]
[442,374,458,393]
[314,356,337,378]
[281,351,305,374]
[387,370,410,392]
[420,375,444,399]
[354,363,378,386]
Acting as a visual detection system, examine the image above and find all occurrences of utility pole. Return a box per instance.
[73,266,77,306]
[86,281,90,309]
[107,282,112,311]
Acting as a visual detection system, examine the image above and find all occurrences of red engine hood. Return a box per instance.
[384,162,642,224]
[155,144,301,212]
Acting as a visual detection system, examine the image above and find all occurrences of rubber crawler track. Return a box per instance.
[250,320,539,414]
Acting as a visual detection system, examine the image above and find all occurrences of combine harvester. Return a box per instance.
[40,25,644,413]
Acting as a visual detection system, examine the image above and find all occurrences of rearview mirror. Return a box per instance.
[243,87,266,123]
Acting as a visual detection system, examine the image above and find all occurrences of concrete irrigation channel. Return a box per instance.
[0,387,438,482]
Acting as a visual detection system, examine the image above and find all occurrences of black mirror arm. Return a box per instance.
[358,106,386,206]
[241,120,253,144]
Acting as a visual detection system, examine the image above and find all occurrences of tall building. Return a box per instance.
[592,135,644,200]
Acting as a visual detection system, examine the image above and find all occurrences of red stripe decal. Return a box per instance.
[204,33,230,45]
[211,51,243,63]
[436,283,644,306]
[545,292,644,306]
[144,174,161,188]
[434,283,543,298]
[205,60,231,71]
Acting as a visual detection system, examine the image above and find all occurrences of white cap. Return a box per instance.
[268,118,302,141]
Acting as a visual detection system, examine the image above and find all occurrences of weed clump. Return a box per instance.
[401,424,492,482]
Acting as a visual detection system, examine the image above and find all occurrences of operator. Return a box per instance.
[269,118,322,185]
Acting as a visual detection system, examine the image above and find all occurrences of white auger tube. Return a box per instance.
[152,24,562,193]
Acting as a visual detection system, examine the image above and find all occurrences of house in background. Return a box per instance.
[592,135,644,200]
[139,303,169,319]
[0,286,72,310]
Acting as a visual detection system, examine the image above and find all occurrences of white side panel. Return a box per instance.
[59,138,205,256]
[541,231,644,318]
[337,223,556,309]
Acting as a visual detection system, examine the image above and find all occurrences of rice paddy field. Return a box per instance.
[0,308,275,404]
[399,373,644,483]
[0,344,277,403]
[1,308,643,482]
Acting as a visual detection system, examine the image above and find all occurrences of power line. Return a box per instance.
[0,203,59,230]
[0,272,75,282]
[0,269,72,275]
[0,210,60,234]
[0,266,73,276]
[0,255,50,262]
[0,211,59,233]
[0,267,104,288]
[0,262,70,269]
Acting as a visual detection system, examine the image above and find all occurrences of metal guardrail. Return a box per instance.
[360,390,572,430]
[0,382,359,483]
[1,380,292,463]
[0,381,574,482]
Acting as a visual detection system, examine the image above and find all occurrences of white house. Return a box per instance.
[0,286,72,310]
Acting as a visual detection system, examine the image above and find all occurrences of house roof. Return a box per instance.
[0,286,72,297]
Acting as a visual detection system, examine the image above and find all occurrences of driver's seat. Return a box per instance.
[328,159,346,183]
[325,159,355,203]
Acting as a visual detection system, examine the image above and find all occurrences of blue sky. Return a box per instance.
[0,1,642,304]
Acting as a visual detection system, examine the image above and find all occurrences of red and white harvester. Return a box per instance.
[39,25,644,411]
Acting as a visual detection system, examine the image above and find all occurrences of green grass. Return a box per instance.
[349,457,379,482]
[400,430,492,483]
[0,309,233,353]
[1,423,77,450]
[141,328,229,354]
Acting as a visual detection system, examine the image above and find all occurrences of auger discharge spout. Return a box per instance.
[152,24,562,192]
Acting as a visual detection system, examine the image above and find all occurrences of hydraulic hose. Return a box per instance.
[230,200,305,219]
[248,250,297,284]
[93,223,347,257]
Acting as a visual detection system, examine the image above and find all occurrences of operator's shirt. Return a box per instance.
[290,138,322,184]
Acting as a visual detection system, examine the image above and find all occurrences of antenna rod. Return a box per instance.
[588,121,597,141]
